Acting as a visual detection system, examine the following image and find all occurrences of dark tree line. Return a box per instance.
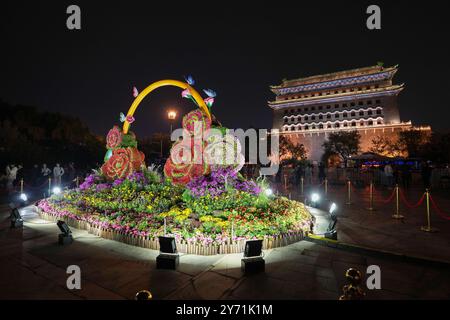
[0,100,104,169]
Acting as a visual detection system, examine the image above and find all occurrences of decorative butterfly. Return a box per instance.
[120,112,135,124]
[203,88,217,98]
[184,75,195,86]
[132,86,139,98]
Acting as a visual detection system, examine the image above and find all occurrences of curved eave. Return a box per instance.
[270,66,399,94]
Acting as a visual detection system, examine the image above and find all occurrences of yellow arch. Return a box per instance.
[122,79,211,134]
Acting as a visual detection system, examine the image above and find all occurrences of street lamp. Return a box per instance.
[167,110,177,135]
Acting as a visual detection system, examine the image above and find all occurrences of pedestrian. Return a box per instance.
[318,162,326,184]
[384,163,393,187]
[53,163,65,186]
[305,164,312,185]
[421,161,432,189]
[6,164,20,192]
[401,164,412,189]
[41,163,51,185]
[31,164,40,186]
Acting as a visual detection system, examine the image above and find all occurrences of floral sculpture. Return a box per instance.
[101,125,145,180]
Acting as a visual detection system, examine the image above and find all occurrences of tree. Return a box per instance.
[322,131,360,167]
[421,132,450,164]
[397,129,430,158]
[279,135,307,163]
[369,135,403,157]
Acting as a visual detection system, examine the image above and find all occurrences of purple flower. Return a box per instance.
[113,178,124,186]
[96,183,110,192]
[79,174,96,190]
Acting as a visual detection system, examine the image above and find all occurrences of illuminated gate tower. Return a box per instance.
[269,65,423,162]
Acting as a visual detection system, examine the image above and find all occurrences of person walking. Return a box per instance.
[421,161,432,189]
[401,164,412,189]
[305,164,312,185]
[6,164,20,192]
[384,163,393,187]
[41,163,51,185]
[318,162,326,184]
[53,163,65,186]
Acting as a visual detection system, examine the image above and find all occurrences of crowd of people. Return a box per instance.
[0,162,87,194]
[272,160,443,191]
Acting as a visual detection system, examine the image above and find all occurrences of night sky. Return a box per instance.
[1,1,449,137]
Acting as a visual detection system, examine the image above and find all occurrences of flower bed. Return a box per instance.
[37,167,313,255]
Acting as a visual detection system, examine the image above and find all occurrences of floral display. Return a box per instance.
[182,109,212,136]
[37,78,312,253]
[38,166,312,245]
[101,147,145,180]
[106,125,123,149]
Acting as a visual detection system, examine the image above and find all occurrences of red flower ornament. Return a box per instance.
[106,125,123,149]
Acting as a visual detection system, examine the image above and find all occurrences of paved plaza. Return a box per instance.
[1,183,450,300]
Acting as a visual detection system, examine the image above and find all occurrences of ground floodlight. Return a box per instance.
[264,188,273,196]
[157,236,179,269]
[52,186,61,195]
[329,202,337,214]
[244,239,263,258]
[20,193,28,202]
[57,220,73,245]
[242,239,265,274]
[158,236,177,254]
[311,193,320,203]
[10,207,23,228]
[57,220,72,235]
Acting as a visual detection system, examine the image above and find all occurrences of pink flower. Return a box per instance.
[181,88,191,98]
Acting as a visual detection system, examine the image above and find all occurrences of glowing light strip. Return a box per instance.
[122,79,211,134]
[283,106,383,119]
[282,117,384,128]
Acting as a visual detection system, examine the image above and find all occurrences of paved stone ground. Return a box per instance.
[1,203,450,300]
[280,181,450,264]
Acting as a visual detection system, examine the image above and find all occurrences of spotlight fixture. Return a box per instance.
[19,193,28,202]
[52,186,62,195]
[57,220,73,245]
[310,193,320,207]
[10,207,23,228]
[329,202,337,214]
[325,205,338,240]
[158,236,177,254]
[244,239,263,258]
[264,188,273,196]
[242,239,265,274]
[156,236,179,269]
[311,193,320,203]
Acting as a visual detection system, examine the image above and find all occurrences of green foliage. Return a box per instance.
[120,131,138,148]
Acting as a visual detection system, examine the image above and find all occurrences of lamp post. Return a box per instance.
[167,110,177,135]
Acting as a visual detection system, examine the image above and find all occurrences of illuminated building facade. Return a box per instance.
[269,65,429,162]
